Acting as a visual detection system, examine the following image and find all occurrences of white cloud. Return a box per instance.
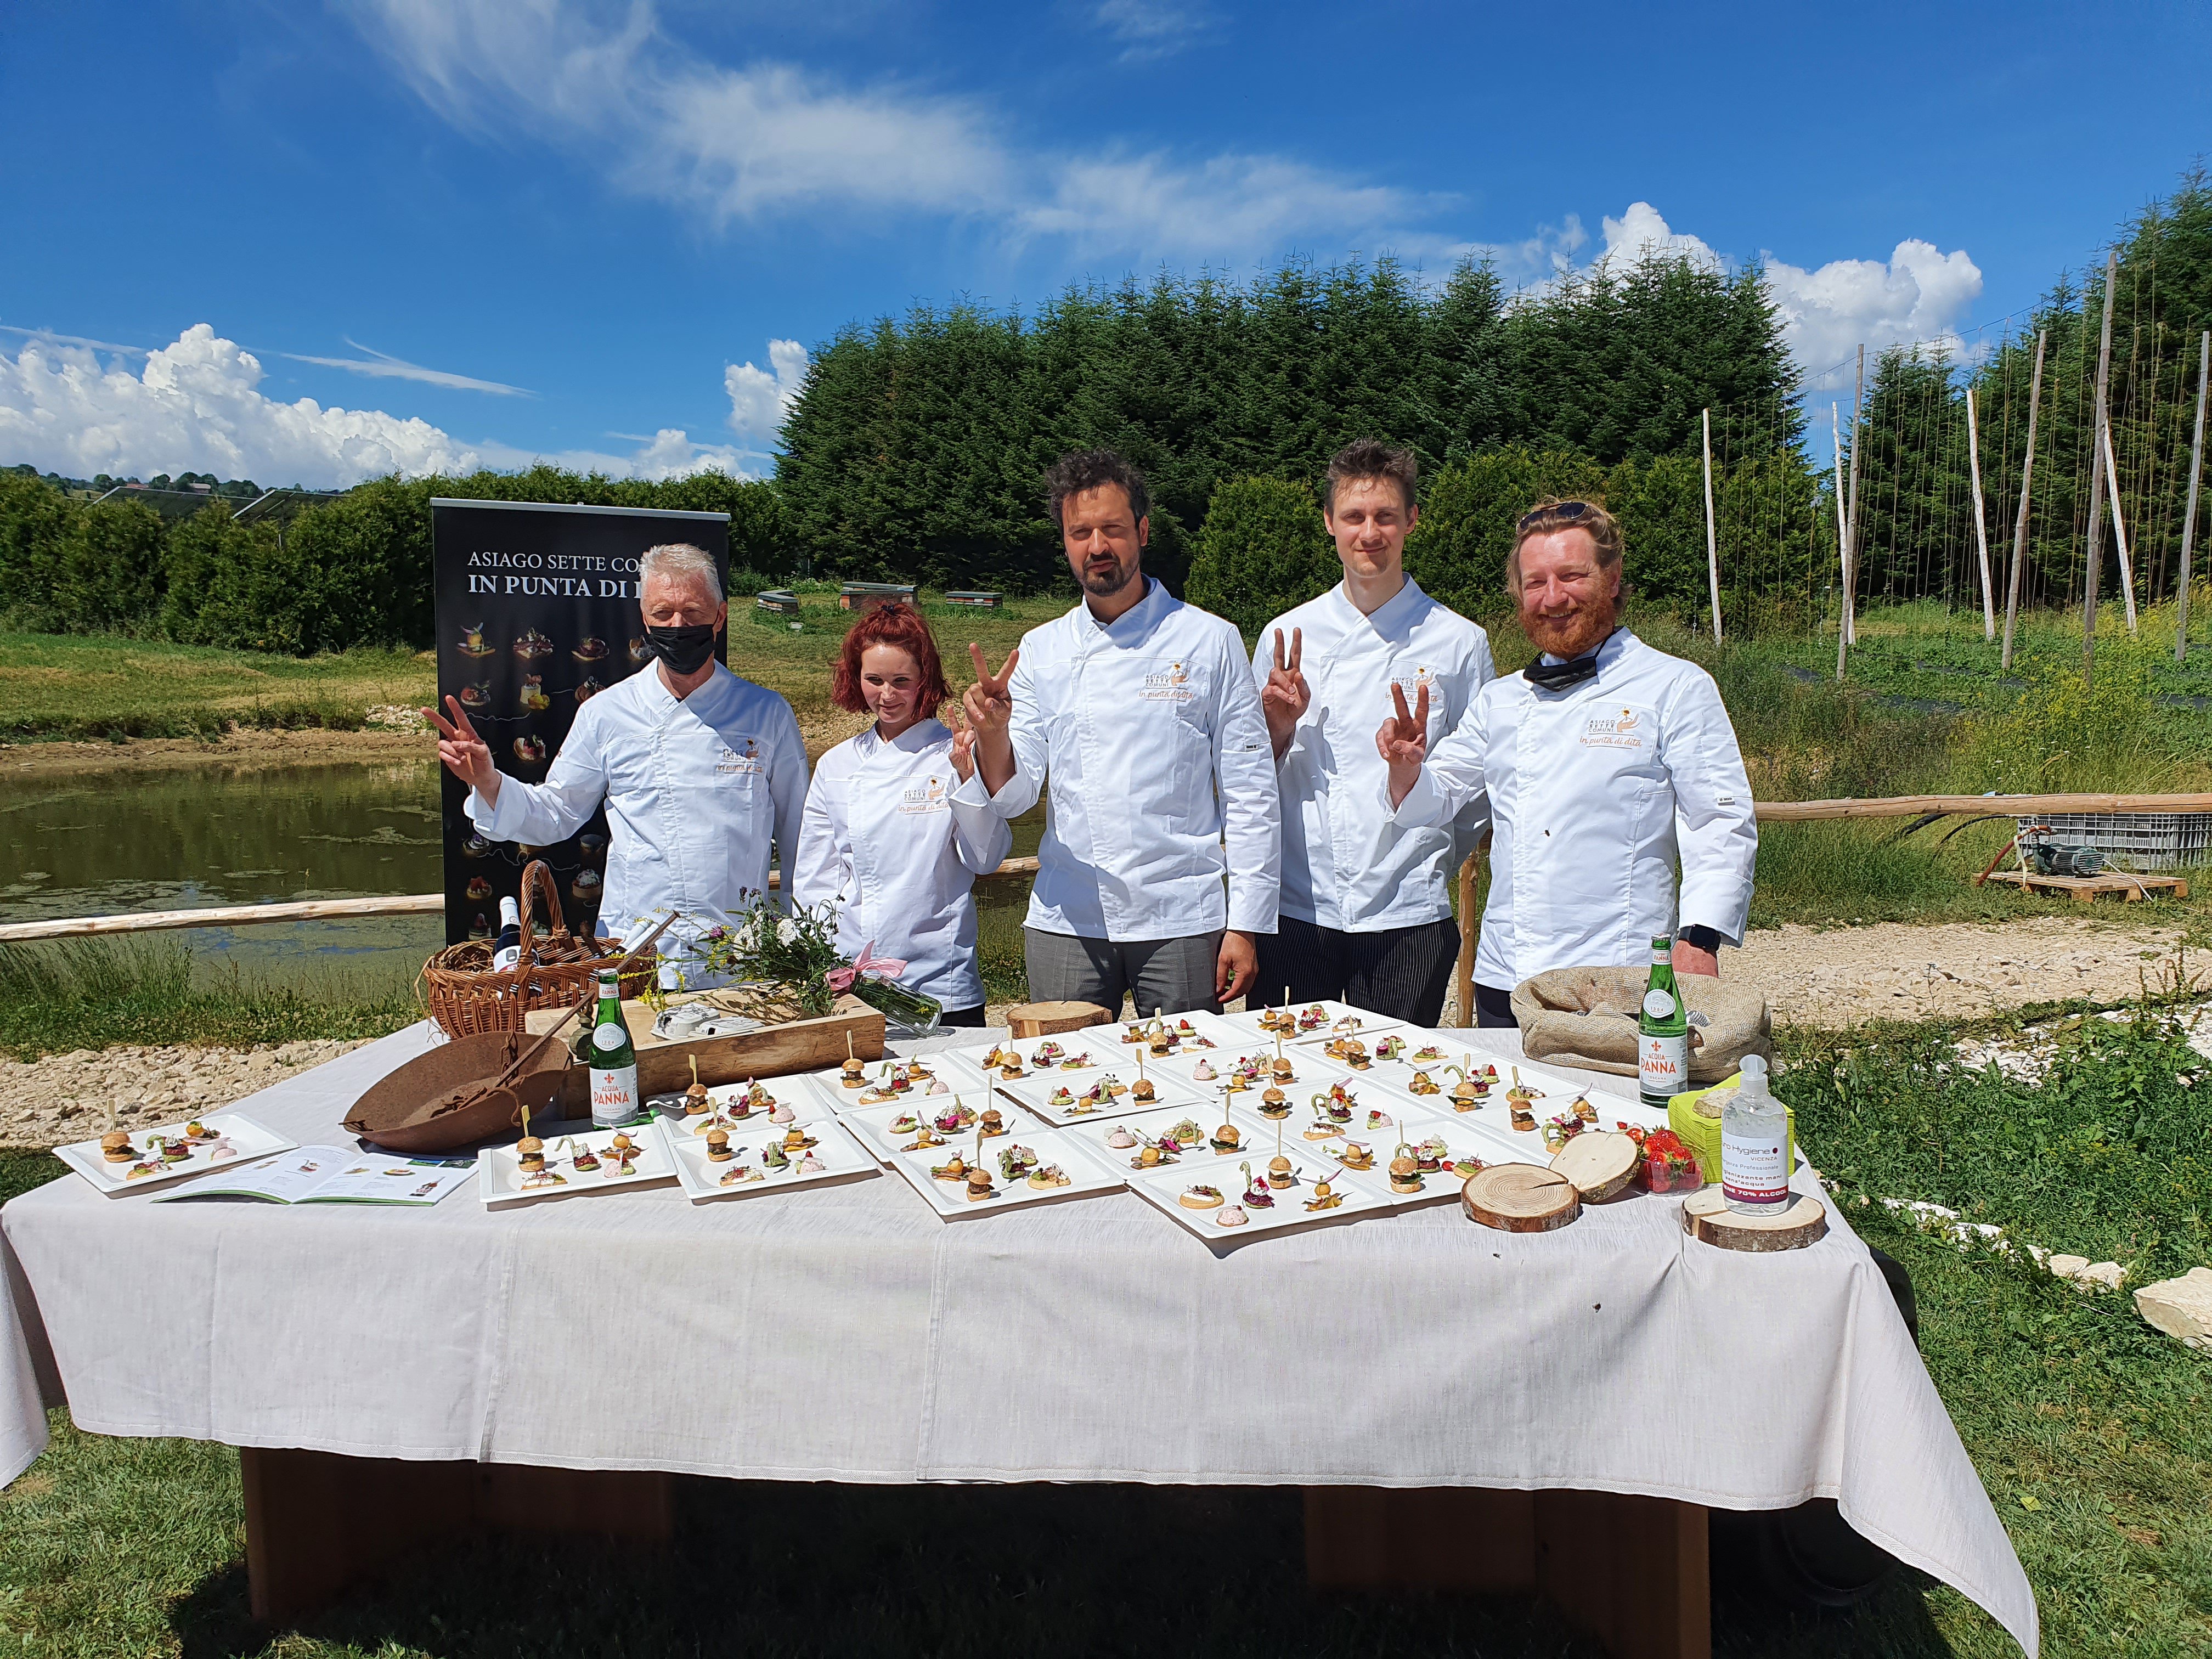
[279,339,533,396]
[1765,239,1985,386]
[1594,201,1722,274]
[0,324,763,487]
[0,325,481,486]
[1092,0,1215,60]
[347,0,1437,260]
[723,338,808,441]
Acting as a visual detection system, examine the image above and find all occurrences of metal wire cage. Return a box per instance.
[2015,812,2212,872]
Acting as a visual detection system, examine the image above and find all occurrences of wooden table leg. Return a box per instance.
[1304,1486,1709,1659]
[240,1447,674,1626]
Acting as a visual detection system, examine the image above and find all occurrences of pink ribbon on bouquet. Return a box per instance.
[826,941,909,991]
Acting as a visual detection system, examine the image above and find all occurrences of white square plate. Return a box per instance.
[1124,1151,1395,1243]
[1057,1102,1277,1177]
[478,1124,678,1209]
[882,1127,1125,1221]
[54,1111,296,1197]
[836,1093,1026,1163]
[656,1113,879,1203]
[651,1074,842,1143]
[805,1053,976,1111]
[1213,998,1406,1048]
[993,1065,1205,1126]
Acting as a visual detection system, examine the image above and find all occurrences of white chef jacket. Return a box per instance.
[1254,577,1494,932]
[956,578,1280,941]
[1389,629,1756,989]
[793,718,1012,1011]
[467,661,807,981]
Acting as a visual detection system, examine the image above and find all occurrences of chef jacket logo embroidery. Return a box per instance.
[716,738,766,776]
[1139,662,1195,703]
[1388,664,1436,699]
[899,775,949,815]
[1579,707,1645,750]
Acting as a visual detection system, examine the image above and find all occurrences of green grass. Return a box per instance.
[0,939,420,1061]
[10,1008,2212,1655]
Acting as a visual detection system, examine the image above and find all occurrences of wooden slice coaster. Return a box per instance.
[1549,1130,1639,1202]
[1461,1165,1579,1232]
[1005,1000,1114,1038]
[1681,1189,1828,1252]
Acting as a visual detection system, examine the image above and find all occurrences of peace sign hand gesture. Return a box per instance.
[1375,681,1430,808]
[1261,627,1309,758]
[962,643,1019,794]
[423,694,503,801]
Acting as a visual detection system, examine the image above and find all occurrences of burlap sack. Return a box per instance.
[1510,966,1771,1082]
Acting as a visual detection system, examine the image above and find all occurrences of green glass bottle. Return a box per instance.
[586,968,640,1128]
[1638,935,1689,1109]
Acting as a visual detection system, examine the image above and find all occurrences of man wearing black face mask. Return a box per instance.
[426,541,807,988]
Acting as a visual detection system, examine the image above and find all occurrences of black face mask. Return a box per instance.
[645,622,719,675]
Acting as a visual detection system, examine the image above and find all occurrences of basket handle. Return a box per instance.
[515,860,569,964]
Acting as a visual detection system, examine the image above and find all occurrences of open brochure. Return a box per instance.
[155,1144,475,1206]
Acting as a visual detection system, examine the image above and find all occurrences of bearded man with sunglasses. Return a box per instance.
[1376,498,1756,1028]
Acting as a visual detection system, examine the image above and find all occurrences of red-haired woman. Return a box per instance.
[794,603,1011,1025]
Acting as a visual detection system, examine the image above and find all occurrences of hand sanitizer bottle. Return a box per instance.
[1720,1054,1789,1215]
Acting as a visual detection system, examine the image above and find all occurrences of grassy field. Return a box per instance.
[7,995,2212,1656]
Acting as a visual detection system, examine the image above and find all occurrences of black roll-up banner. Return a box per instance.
[431,499,731,946]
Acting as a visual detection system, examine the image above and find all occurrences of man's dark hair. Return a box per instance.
[1323,439,1418,515]
[1046,449,1150,529]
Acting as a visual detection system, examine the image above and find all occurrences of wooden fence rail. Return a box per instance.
[3,792,2207,946]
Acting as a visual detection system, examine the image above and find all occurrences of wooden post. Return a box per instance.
[1964,386,1995,640]
[1837,346,1865,680]
[1830,402,1850,641]
[2083,250,2119,685]
[1453,844,1482,1028]
[2003,330,2047,672]
[1701,408,1723,643]
[2180,329,2209,665]
[2102,420,2140,634]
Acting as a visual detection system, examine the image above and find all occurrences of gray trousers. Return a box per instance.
[1024,928,1224,1018]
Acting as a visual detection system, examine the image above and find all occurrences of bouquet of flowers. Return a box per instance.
[692,894,941,1030]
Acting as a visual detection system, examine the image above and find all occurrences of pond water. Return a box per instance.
[0,758,1046,988]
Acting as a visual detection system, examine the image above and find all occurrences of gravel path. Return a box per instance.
[0,918,2196,1151]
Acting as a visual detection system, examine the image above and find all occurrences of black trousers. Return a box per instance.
[1474,983,1517,1029]
[938,1004,987,1028]
[1254,916,1462,1027]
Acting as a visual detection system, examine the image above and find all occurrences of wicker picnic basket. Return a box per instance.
[420,860,657,1039]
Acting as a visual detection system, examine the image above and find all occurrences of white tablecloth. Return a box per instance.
[0,1021,2035,1656]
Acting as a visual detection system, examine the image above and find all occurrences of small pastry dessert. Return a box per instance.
[964,1166,996,1203]
[207,1141,239,1164]
[769,1101,797,1126]
[1302,1118,1338,1142]
[1266,1154,1293,1190]
[1337,1141,1375,1171]
[517,1135,546,1174]
[1389,1149,1423,1194]
[1216,1204,1248,1227]
[1105,1125,1138,1150]
[1259,1085,1289,1119]
[1365,1109,1394,1132]
[521,1167,566,1189]
[925,1076,949,1095]
[1303,1176,1344,1211]
[705,1128,734,1162]
[1408,1070,1442,1097]
[100,1131,133,1164]
[978,1107,1007,1139]
[720,1163,765,1186]
[1178,1184,1224,1210]
[1193,1059,1216,1082]
[1209,1120,1241,1154]
[1027,1162,1071,1189]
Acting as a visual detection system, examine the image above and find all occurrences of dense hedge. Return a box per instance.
[0,466,787,654]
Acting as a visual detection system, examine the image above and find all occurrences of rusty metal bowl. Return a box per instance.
[342,1030,572,1154]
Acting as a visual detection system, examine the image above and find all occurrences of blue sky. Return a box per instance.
[3,0,2208,488]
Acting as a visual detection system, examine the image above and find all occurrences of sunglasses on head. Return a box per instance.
[1518,500,1594,530]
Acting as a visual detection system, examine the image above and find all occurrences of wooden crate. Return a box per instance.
[527,993,884,1113]
[1981,868,2189,904]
